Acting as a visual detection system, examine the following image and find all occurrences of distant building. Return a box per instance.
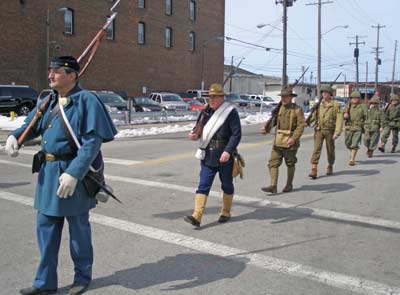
[264,83,317,106]
[0,0,224,95]
[223,65,281,94]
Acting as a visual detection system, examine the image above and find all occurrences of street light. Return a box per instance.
[321,25,349,36]
[200,36,224,90]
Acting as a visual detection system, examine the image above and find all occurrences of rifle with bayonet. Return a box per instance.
[15,0,121,147]
[262,66,309,134]
[305,71,342,127]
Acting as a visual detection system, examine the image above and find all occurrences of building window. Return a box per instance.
[106,19,115,40]
[166,0,172,15]
[63,8,74,34]
[189,31,195,51]
[138,22,145,44]
[138,0,145,8]
[189,0,196,21]
[165,27,172,48]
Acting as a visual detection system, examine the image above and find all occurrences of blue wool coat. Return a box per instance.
[11,84,117,216]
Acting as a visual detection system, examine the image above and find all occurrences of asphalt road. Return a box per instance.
[1,124,400,295]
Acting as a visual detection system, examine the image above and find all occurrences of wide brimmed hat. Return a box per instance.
[208,83,225,96]
[350,91,361,98]
[390,94,399,101]
[278,85,297,97]
[49,55,80,72]
[320,85,334,94]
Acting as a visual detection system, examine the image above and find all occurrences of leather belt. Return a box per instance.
[45,153,76,161]
[208,139,227,149]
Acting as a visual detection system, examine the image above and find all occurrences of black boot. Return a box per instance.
[183,215,200,227]
[68,283,89,295]
[19,287,57,295]
[218,215,231,223]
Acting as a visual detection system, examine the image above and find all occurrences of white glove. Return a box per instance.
[5,135,19,157]
[57,173,78,198]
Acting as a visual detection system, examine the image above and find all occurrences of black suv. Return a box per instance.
[0,85,38,115]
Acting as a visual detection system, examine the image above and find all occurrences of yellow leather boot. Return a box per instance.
[184,193,207,227]
[218,193,233,223]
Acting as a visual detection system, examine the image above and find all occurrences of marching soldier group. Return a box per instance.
[2,55,400,294]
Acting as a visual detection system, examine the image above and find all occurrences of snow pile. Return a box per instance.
[0,115,26,130]
[241,112,271,125]
[115,123,195,138]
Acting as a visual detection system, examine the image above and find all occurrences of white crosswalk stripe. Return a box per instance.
[0,190,399,295]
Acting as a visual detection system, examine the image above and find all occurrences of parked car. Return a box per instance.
[225,93,249,107]
[186,99,205,111]
[261,96,279,107]
[240,94,261,107]
[187,89,209,98]
[92,91,131,112]
[0,85,38,115]
[132,96,163,112]
[178,92,197,102]
[149,92,189,111]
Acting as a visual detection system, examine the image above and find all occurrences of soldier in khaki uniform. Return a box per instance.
[344,91,368,165]
[378,94,400,153]
[308,85,343,179]
[364,96,384,157]
[260,86,305,193]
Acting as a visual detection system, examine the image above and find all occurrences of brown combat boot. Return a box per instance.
[348,149,357,166]
[391,145,397,153]
[261,185,277,194]
[326,164,333,175]
[262,167,278,193]
[282,166,295,193]
[308,164,318,179]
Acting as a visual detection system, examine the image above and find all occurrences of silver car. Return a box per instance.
[149,92,189,111]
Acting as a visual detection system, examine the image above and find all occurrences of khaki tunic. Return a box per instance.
[309,99,343,165]
[364,106,383,150]
[268,103,305,169]
[344,103,368,150]
[381,105,400,146]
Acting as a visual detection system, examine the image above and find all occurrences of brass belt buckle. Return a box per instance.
[45,153,56,161]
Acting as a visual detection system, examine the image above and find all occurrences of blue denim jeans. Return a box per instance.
[196,161,234,195]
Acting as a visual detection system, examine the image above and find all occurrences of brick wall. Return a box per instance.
[0,0,225,95]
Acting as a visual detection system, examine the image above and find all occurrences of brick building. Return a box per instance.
[0,0,225,95]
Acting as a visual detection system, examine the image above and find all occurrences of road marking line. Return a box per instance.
[105,175,400,232]
[128,133,314,166]
[1,158,400,232]
[0,190,399,295]
[16,149,143,166]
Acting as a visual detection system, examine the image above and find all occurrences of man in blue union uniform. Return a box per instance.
[5,56,117,295]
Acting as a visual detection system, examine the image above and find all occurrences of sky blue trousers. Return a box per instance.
[33,212,93,290]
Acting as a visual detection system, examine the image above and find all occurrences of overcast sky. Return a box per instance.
[225,0,399,84]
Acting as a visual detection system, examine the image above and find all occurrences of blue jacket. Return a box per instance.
[202,106,242,167]
[11,84,117,216]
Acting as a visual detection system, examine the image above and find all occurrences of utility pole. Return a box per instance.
[229,56,234,92]
[306,0,333,100]
[348,35,366,90]
[391,40,398,94]
[310,71,313,85]
[275,0,296,86]
[372,24,385,91]
[301,66,305,83]
[365,61,369,102]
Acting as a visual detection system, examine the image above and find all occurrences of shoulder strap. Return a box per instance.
[58,108,78,154]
